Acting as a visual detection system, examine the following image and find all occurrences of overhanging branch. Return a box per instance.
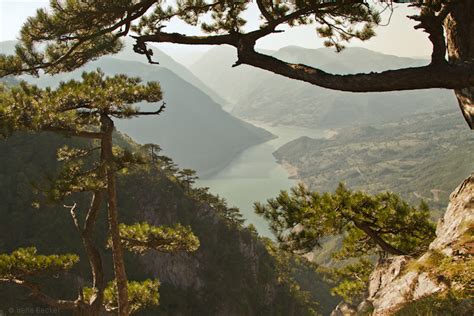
[131,2,473,93]
[236,48,474,92]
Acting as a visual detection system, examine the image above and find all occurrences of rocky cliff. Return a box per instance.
[332,175,474,315]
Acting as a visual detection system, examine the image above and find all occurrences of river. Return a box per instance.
[197,123,329,238]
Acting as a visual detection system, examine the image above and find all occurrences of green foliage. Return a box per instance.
[0,71,167,312]
[262,238,320,316]
[0,70,162,137]
[314,2,380,51]
[327,258,373,304]
[136,145,246,227]
[256,183,436,305]
[0,247,78,279]
[0,70,162,204]
[48,151,104,201]
[255,183,435,257]
[0,132,335,315]
[0,0,387,76]
[395,292,474,316]
[113,146,148,173]
[191,187,245,227]
[176,168,198,191]
[116,222,200,254]
[84,279,160,314]
[273,110,474,211]
[0,73,331,313]
[407,249,474,299]
[0,0,127,76]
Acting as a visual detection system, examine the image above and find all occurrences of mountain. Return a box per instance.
[115,39,228,106]
[191,46,456,128]
[0,39,226,106]
[273,109,474,211]
[191,46,270,107]
[0,132,338,315]
[0,41,274,178]
[0,40,16,55]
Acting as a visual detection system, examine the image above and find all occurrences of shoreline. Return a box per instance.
[279,159,299,178]
[200,119,335,180]
[198,132,275,179]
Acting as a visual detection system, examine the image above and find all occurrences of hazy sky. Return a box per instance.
[0,0,432,64]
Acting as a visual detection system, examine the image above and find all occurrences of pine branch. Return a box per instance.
[0,278,80,309]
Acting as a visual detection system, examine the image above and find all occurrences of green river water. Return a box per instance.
[198,123,328,238]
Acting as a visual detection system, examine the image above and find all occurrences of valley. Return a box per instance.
[1,32,473,315]
[0,41,273,178]
[192,46,456,128]
[198,122,331,237]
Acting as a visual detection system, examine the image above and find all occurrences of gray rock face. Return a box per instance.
[430,175,474,254]
[363,175,473,315]
[330,175,473,315]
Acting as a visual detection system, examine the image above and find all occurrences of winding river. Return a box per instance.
[198,123,328,238]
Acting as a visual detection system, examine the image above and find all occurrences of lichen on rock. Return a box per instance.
[333,175,474,315]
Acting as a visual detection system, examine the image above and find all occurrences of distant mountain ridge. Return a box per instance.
[0,39,226,106]
[116,39,228,106]
[0,41,273,178]
[191,45,456,128]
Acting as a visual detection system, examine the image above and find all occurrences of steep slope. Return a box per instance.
[273,110,474,210]
[115,39,227,106]
[0,41,273,178]
[191,46,456,127]
[191,46,269,106]
[0,132,338,315]
[0,39,226,106]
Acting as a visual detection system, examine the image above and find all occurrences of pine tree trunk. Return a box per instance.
[101,114,130,316]
[82,192,106,315]
[445,0,474,129]
[354,221,406,256]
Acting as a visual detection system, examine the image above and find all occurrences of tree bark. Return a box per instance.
[100,114,130,316]
[83,193,105,316]
[133,1,474,129]
[354,221,406,256]
[137,31,474,93]
[71,193,106,316]
[445,0,474,129]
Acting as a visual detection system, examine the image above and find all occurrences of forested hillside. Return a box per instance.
[191,46,455,127]
[274,110,474,211]
[0,131,338,315]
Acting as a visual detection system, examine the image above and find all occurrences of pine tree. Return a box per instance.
[0,72,199,315]
[0,0,473,128]
[177,168,198,192]
[255,183,436,303]
[142,143,162,164]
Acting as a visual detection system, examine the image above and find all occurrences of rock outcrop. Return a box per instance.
[332,175,474,315]
[366,175,473,315]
